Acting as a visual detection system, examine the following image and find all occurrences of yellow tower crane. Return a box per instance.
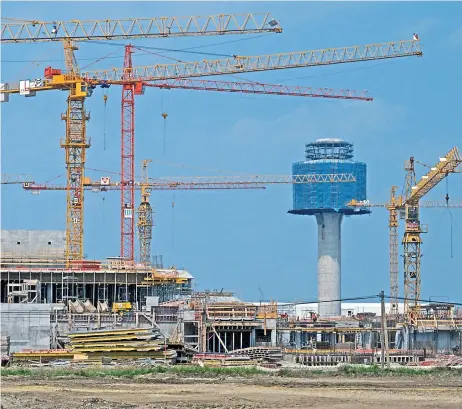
[0,13,283,263]
[348,147,462,317]
[402,147,461,315]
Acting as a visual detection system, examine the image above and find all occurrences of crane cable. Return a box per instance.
[102,196,106,225]
[161,90,170,157]
[446,175,453,259]
[103,91,109,151]
[171,193,176,250]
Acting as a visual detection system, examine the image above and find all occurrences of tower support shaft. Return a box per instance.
[315,212,342,317]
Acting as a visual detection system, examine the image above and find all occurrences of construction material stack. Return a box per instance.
[233,346,283,363]
[68,328,176,362]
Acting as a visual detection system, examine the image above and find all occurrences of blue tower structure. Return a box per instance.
[289,139,370,317]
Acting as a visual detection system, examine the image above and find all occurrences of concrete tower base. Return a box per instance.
[315,213,343,317]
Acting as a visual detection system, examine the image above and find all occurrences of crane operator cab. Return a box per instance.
[405,205,420,232]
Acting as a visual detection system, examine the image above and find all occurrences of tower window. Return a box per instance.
[17,241,20,245]
[48,241,52,245]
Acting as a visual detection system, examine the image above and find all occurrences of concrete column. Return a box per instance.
[271,329,277,347]
[295,331,301,349]
[46,284,53,304]
[315,212,343,317]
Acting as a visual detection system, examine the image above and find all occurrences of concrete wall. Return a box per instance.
[1,230,65,255]
[413,330,462,353]
[157,322,178,339]
[285,302,406,317]
[0,303,52,352]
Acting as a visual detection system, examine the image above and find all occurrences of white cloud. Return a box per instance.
[448,26,462,47]
[229,98,407,144]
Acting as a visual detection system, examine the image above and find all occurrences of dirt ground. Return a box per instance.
[1,374,461,409]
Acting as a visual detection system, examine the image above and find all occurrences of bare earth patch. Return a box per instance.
[1,374,461,409]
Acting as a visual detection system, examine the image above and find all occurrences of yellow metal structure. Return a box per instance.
[59,40,90,262]
[348,147,462,317]
[1,13,283,262]
[112,301,132,313]
[137,160,154,265]
[0,40,423,96]
[387,186,402,315]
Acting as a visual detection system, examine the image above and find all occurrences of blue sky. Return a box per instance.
[1,1,461,303]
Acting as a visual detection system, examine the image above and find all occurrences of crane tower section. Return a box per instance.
[289,139,370,317]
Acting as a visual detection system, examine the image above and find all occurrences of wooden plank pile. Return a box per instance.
[192,352,254,367]
[233,346,283,362]
[68,328,177,361]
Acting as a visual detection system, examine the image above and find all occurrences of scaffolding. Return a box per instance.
[0,255,192,308]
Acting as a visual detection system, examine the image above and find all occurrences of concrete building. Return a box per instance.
[0,229,193,305]
[0,303,52,352]
[1,229,65,256]
[289,139,369,317]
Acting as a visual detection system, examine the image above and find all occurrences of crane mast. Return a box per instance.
[59,40,91,262]
[387,186,402,316]
[121,45,136,262]
[137,160,154,265]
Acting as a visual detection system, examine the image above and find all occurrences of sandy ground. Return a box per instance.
[1,374,461,409]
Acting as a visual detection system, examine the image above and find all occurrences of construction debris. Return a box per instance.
[419,355,462,367]
[192,352,255,367]
[1,335,11,366]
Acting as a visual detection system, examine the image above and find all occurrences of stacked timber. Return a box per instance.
[68,328,177,361]
[233,346,283,362]
[192,352,254,367]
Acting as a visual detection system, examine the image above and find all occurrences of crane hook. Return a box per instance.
[161,112,168,120]
[103,94,108,105]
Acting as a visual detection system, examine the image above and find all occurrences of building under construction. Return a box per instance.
[1,230,461,362]
[0,229,192,307]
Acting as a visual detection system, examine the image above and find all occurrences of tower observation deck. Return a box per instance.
[289,139,370,317]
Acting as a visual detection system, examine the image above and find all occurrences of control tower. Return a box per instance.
[289,139,369,317]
